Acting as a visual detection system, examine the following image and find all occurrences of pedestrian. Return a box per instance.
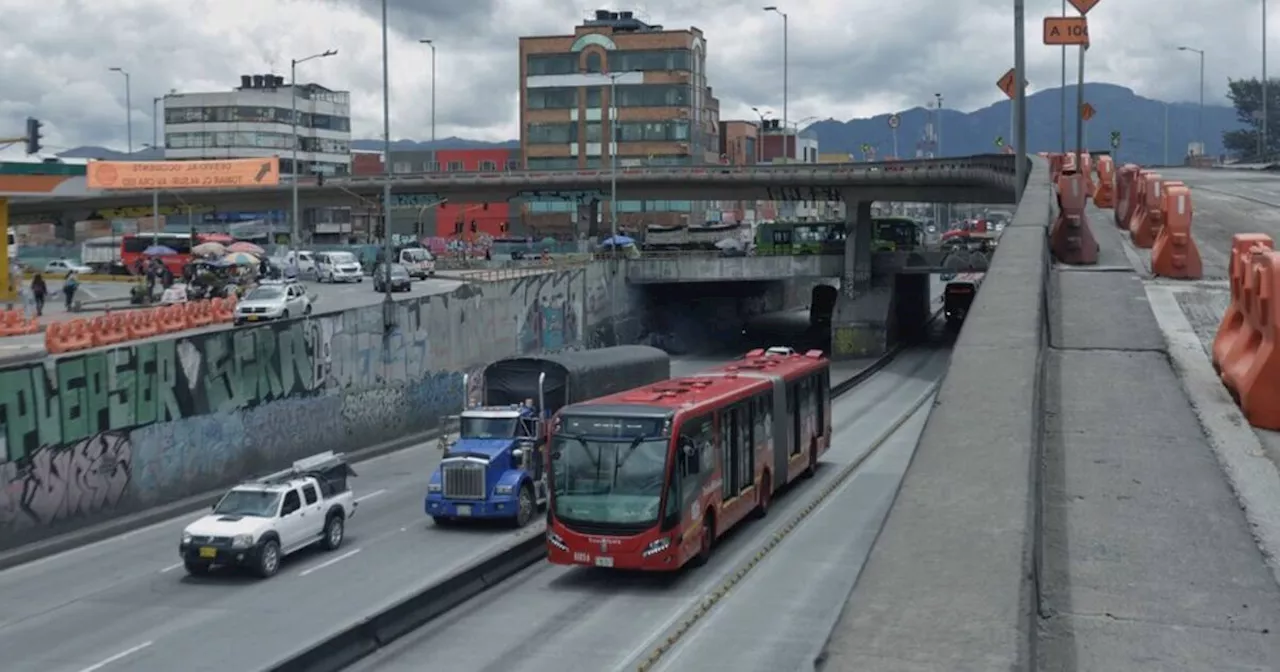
[62,271,79,311]
[30,273,47,317]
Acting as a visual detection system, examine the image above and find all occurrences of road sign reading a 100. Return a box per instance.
[1110,130,1121,149]
[888,114,900,129]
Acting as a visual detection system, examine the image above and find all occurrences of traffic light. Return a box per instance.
[454,218,463,235]
[499,221,509,234]
[470,220,477,233]
[24,117,42,155]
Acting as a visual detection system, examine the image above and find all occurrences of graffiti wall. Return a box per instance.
[0,264,633,548]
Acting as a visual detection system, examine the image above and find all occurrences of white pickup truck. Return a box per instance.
[179,452,358,578]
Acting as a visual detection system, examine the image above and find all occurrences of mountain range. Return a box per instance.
[53,82,1237,167]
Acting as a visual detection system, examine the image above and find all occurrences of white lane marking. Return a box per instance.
[2,514,201,576]
[355,489,387,503]
[299,549,362,576]
[75,641,153,672]
[159,562,183,573]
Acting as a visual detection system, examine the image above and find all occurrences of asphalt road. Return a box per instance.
[1155,167,1280,278]
[344,346,951,672]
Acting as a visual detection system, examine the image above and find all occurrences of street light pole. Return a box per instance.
[1264,0,1269,159]
[289,49,338,260]
[764,7,788,161]
[108,67,132,154]
[750,106,770,163]
[1060,0,1066,153]
[1178,46,1206,153]
[608,72,625,257]
[419,40,437,147]
[1014,0,1026,201]
[151,95,167,244]
[381,0,395,311]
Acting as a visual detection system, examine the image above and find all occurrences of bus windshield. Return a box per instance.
[550,434,671,526]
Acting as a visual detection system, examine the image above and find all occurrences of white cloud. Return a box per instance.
[0,0,1267,156]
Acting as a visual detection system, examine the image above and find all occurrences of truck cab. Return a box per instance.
[424,346,673,529]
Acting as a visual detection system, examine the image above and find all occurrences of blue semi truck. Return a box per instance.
[425,346,670,528]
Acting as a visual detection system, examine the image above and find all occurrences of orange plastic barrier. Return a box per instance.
[1219,246,1280,429]
[210,296,237,323]
[156,304,188,333]
[1080,153,1096,198]
[46,319,94,353]
[89,312,131,347]
[1093,156,1115,209]
[1150,184,1203,279]
[1114,164,1141,228]
[1050,172,1098,265]
[185,300,215,328]
[1213,234,1273,373]
[125,310,158,341]
[1128,172,1165,248]
[0,309,39,336]
[1049,153,1066,183]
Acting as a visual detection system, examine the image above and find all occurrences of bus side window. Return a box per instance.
[678,415,712,510]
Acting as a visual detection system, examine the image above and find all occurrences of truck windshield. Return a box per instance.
[213,490,282,517]
[461,416,518,438]
[550,434,671,527]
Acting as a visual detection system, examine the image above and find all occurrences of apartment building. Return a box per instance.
[518,9,721,237]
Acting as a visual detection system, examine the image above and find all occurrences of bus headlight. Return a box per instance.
[642,537,671,558]
[494,484,514,495]
[547,531,568,551]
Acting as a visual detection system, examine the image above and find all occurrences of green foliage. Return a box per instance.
[1223,78,1280,159]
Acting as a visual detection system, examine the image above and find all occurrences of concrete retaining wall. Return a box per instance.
[818,156,1051,670]
[0,264,643,550]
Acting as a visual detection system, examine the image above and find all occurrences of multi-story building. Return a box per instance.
[518,9,721,237]
[362,148,523,240]
[164,74,354,242]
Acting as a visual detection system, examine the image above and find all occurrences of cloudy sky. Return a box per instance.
[0,0,1267,156]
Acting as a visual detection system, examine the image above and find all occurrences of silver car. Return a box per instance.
[234,282,315,325]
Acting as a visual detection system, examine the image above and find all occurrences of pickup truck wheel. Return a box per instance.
[514,483,535,527]
[431,516,454,527]
[255,539,281,578]
[321,514,344,551]
[184,560,210,576]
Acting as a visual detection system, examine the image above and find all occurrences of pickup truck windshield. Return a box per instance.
[550,434,670,527]
[461,416,518,438]
[214,490,282,517]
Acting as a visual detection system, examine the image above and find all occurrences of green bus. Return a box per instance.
[755,217,923,255]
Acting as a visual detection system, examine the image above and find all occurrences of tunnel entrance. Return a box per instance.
[639,280,836,356]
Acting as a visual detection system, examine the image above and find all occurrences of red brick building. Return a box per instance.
[433,148,515,239]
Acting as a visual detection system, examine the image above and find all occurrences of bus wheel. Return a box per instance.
[803,440,818,479]
[691,512,715,568]
[752,473,771,519]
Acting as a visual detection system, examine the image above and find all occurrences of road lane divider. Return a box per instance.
[263,312,945,672]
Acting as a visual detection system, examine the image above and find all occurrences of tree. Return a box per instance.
[1224,78,1280,159]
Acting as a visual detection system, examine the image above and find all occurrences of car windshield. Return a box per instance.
[461,416,518,438]
[385,264,409,277]
[550,433,670,527]
[213,489,281,517]
[330,252,356,264]
[404,249,432,261]
[245,286,285,301]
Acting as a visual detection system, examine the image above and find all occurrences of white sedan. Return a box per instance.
[234,281,315,325]
[44,259,91,275]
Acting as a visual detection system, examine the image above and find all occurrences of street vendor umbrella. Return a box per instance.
[600,235,635,247]
[143,245,177,256]
[192,242,226,257]
[227,241,264,255]
[223,251,259,266]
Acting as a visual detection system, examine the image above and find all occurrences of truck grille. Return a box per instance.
[188,536,233,546]
[442,462,486,499]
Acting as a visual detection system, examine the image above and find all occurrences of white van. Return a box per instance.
[398,248,436,278]
[282,250,317,277]
[316,251,363,283]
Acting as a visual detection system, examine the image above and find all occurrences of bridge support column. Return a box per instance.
[831,200,881,358]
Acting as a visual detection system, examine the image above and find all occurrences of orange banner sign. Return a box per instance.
[1043,17,1089,46]
[86,158,280,191]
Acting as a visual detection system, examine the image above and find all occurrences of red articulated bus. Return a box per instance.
[546,346,832,571]
[120,232,236,276]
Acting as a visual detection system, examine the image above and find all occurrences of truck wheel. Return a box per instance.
[255,539,281,579]
[184,560,210,576]
[514,483,535,528]
[432,516,454,527]
[320,513,344,551]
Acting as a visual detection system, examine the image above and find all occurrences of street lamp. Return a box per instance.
[750,106,771,163]
[150,92,179,244]
[419,40,437,148]
[380,0,395,311]
[1264,0,1269,159]
[108,67,132,154]
[607,71,630,257]
[763,6,788,161]
[289,48,338,258]
[1178,46,1206,153]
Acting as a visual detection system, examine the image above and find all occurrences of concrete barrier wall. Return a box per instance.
[819,156,1051,670]
[0,264,642,550]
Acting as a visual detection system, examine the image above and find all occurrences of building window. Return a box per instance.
[527,158,579,170]
[526,87,577,109]
[506,159,521,171]
[527,54,578,75]
[609,49,692,72]
[425,161,440,172]
[527,122,576,144]
[479,160,497,171]
[585,122,602,143]
[164,105,350,132]
[585,87,603,108]
[616,121,690,143]
[612,84,692,108]
[392,161,411,174]
[585,52,603,73]
[447,161,464,171]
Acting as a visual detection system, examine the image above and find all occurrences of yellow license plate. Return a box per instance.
[198,546,217,558]
[247,315,259,321]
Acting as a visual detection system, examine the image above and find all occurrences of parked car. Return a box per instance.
[233,281,315,325]
[44,259,92,275]
[372,263,412,292]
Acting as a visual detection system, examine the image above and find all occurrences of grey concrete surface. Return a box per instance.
[343,348,953,672]
[817,155,1050,672]
[1050,268,1164,351]
[650,397,936,672]
[1156,168,1280,278]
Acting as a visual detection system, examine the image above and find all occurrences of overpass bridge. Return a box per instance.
[623,249,990,284]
